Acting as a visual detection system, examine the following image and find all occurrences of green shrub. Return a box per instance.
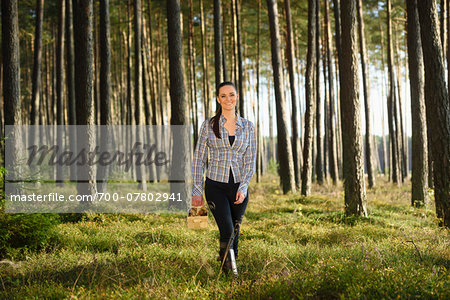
[0,213,60,258]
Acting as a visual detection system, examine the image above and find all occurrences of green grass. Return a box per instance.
[0,174,448,299]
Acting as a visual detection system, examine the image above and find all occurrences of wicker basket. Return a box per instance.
[187,206,209,229]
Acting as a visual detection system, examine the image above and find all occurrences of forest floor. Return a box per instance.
[0,171,449,299]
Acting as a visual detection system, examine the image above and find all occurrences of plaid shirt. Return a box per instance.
[192,114,256,197]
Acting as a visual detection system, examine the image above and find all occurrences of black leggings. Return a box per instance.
[205,176,248,257]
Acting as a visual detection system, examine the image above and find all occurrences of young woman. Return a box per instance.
[191,81,256,274]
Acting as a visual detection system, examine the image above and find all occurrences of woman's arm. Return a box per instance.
[237,121,257,197]
[192,120,209,197]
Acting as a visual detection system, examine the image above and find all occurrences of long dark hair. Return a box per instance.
[209,81,237,139]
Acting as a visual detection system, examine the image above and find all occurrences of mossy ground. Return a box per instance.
[0,173,448,299]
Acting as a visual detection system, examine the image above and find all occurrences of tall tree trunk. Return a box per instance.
[30,0,44,129]
[394,24,407,181]
[387,0,400,184]
[417,0,450,227]
[214,0,224,89]
[302,0,317,196]
[167,0,189,208]
[2,0,23,193]
[325,0,338,185]
[379,20,389,177]
[188,0,198,147]
[284,0,301,189]
[235,0,244,117]
[56,0,65,187]
[268,77,276,162]
[332,0,342,64]
[73,0,95,202]
[315,0,324,185]
[97,0,112,193]
[267,0,296,193]
[199,0,211,119]
[339,0,367,216]
[66,0,77,180]
[406,0,429,207]
[356,0,375,188]
[135,0,147,190]
[256,0,262,183]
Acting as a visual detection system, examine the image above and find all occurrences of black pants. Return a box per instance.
[205,176,248,258]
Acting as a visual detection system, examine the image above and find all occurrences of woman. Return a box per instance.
[191,81,256,274]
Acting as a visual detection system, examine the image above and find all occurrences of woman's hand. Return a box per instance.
[192,195,205,207]
[234,192,245,204]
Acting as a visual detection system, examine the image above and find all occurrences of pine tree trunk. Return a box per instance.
[97,0,112,193]
[339,0,367,216]
[73,0,96,203]
[356,0,375,188]
[66,0,77,180]
[167,0,189,208]
[214,0,224,88]
[267,0,296,193]
[235,0,244,117]
[325,0,338,185]
[56,0,65,187]
[315,0,324,185]
[302,0,317,196]
[199,0,211,119]
[284,0,301,189]
[406,0,429,207]
[30,0,44,129]
[2,0,23,193]
[417,0,450,227]
[387,0,400,184]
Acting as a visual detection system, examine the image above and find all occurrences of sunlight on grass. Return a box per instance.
[0,174,449,299]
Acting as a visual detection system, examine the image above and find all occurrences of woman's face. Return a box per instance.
[217,85,238,112]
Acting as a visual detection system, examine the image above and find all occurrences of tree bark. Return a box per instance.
[167,0,190,209]
[267,0,296,193]
[66,0,77,180]
[284,0,301,189]
[214,0,224,89]
[325,0,338,185]
[387,0,400,184]
[406,0,429,207]
[356,0,375,188]
[97,0,112,193]
[302,0,317,196]
[315,0,324,185]
[339,0,367,216]
[56,0,65,187]
[73,0,95,203]
[2,0,23,193]
[417,0,450,227]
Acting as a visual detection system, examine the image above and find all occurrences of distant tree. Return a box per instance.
[315,0,324,185]
[56,0,65,187]
[214,0,225,89]
[324,0,338,185]
[30,0,44,131]
[356,0,375,188]
[284,0,301,189]
[386,0,400,184]
[66,0,77,180]
[267,0,296,193]
[134,0,147,191]
[97,0,112,193]
[339,0,367,216]
[417,0,450,227]
[302,0,317,196]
